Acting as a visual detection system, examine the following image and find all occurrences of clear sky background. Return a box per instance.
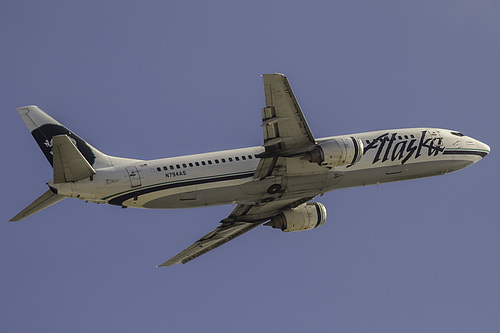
[1,1,498,332]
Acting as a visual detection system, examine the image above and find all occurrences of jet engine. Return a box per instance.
[265,202,327,232]
[305,136,364,167]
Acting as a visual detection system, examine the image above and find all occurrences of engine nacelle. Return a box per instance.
[265,202,327,232]
[306,136,364,167]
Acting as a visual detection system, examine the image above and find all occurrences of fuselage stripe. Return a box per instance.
[108,171,255,206]
[443,149,488,157]
[102,170,255,200]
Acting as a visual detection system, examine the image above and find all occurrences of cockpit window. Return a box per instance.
[451,131,465,137]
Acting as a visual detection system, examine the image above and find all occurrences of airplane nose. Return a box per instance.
[476,140,490,158]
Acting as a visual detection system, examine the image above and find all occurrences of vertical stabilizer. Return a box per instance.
[17,105,114,169]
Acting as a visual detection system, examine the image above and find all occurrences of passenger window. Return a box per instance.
[242,156,246,160]
[221,158,226,163]
[235,157,240,161]
[195,162,200,166]
[182,163,187,168]
[157,167,161,172]
[163,166,168,171]
[201,161,206,166]
[170,165,174,170]
[215,159,219,164]
[228,158,233,162]
[248,155,252,159]
[189,163,193,167]
[176,164,181,169]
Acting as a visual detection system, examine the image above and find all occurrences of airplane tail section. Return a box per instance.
[13,105,139,221]
[17,105,114,169]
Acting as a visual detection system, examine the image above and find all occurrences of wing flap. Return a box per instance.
[261,73,315,152]
[254,156,279,179]
[223,196,315,223]
[255,74,317,179]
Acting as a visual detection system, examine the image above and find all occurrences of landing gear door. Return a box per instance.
[126,166,142,188]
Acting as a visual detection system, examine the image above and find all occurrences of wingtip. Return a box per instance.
[16,105,38,113]
[9,213,25,222]
[262,73,285,77]
[156,261,176,267]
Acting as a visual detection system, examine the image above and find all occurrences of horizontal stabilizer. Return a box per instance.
[10,189,65,222]
[52,135,96,183]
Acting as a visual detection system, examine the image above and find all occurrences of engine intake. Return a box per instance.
[306,136,364,167]
[265,202,327,232]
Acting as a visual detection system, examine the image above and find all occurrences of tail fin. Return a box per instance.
[13,106,140,221]
[17,105,114,169]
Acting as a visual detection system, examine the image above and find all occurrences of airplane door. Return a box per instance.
[428,128,445,155]
[126,166,142,188]
[428,128,443,141]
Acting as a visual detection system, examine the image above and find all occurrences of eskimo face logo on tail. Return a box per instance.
[42,137,77,154]
[364,130,444,165]
[31,124,96,166]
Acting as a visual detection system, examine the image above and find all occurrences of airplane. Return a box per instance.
[10,73,490,266]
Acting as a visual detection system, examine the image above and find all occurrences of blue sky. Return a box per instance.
[1,1,498,332]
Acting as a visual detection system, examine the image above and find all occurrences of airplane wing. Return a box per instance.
[158,197,314,266]
[255,73,317,179]
[261,73,315,151]
[158,74,318,266]
[157,220,265,266]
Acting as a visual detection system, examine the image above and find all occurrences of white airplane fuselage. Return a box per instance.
[12,74,490,265]
[51,127,489,210]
